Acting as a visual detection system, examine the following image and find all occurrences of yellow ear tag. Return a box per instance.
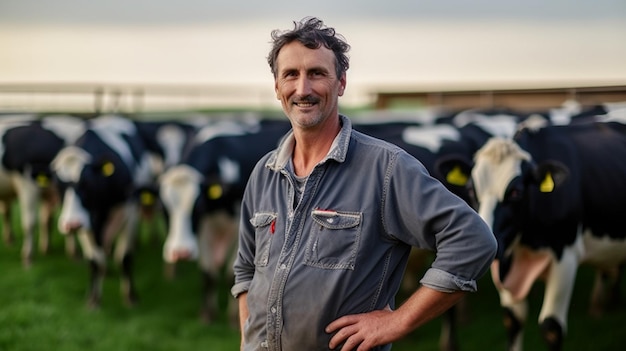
[446,165,468,186]
[102,162,115,177]
[208,184,223,200]
[36,174,49,188]
[140,191,155,206]
[540,171,555,192]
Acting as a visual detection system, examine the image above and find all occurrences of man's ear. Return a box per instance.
[338,73,347,96]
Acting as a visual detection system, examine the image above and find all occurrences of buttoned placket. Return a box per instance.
[265,166,323,351]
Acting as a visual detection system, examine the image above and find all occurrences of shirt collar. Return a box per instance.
[266,114,352,172]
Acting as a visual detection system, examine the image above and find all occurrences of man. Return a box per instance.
[231,17,497,351]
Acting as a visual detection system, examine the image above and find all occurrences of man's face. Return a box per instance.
[274,41,346,129]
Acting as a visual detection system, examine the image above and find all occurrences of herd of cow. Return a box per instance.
[1,100,625,351]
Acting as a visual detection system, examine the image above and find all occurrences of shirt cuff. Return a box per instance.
[231,281,251,299]
[419,268,478,293]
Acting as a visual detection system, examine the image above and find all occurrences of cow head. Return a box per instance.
[53,146,130,234]
[159,158,241,263]
[159,165,203,262]
[470,137,569,297]
[53,146,92,234]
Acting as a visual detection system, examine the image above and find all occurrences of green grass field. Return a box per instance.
[1,213,625,351]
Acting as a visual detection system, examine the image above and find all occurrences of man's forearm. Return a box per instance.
[397,286,465,333]
[237,292,249,350]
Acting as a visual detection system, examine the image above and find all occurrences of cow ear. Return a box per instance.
[434,155,473,187]
[532,161,569,192]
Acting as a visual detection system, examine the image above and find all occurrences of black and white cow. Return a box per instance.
[0,114,85,266]
[0,114,37,247]
[131,119,203,240]
[159,118,292,323]
[52,114,157,308]
[469,121,626,351]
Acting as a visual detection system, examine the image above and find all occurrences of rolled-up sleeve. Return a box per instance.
[381,151,497,292]
[231,173,258,299]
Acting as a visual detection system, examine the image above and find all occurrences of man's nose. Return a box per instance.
[295,76,312,95]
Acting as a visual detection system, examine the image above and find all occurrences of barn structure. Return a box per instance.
[373,84,626,112]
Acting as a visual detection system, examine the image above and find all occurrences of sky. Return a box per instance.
[1,0,625,108]
[2,0,625,24]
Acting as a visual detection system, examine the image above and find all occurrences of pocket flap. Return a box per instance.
[250,212,277,228]
[311,210,361,229]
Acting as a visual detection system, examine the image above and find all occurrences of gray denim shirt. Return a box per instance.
[231,115,496,351]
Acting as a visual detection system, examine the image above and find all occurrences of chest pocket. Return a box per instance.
[304,210,362,270]
[250,212,277,267]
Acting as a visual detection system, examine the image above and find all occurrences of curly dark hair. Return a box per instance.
[267,17,350,79]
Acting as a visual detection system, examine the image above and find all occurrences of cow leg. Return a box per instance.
[42,184,61,253]
[199,270,218,324]
[198,223,219,324]
[87,259,105,308]
[402,247,462,351]
[538,248,578,351]
[589,266,621,317]
[113,205,139,307]
[539,317,563,351]
[55,190,78,260]
[14,176,39,267]
[439,294,471,351]
[0,200,14,245]
[37,199,53,255]
[163,261,177,280]
[499,289,528,351]
[20,227,34,267]
[197,211,239,325]
[117,249,138,307]
[119,253,138,307]
[65,234,78,260]
[503,306,525,351]
[211,211,239,327]
[439,305,459,351]
[589,268,608,317]
[225,242,239,329]
[608,265,623,307]
[199,255,238,327]
[77,229,106,308]
[139,198,165,247]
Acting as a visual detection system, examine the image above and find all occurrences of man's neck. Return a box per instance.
[291,117,341,177]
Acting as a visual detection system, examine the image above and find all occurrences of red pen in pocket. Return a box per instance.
[270,219,276,234]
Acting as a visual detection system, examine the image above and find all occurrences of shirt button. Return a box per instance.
[271,307,277,313]
[280,264,287,269]
[261,340,268,348]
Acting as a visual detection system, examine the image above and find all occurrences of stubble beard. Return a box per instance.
[287,107,325,130]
